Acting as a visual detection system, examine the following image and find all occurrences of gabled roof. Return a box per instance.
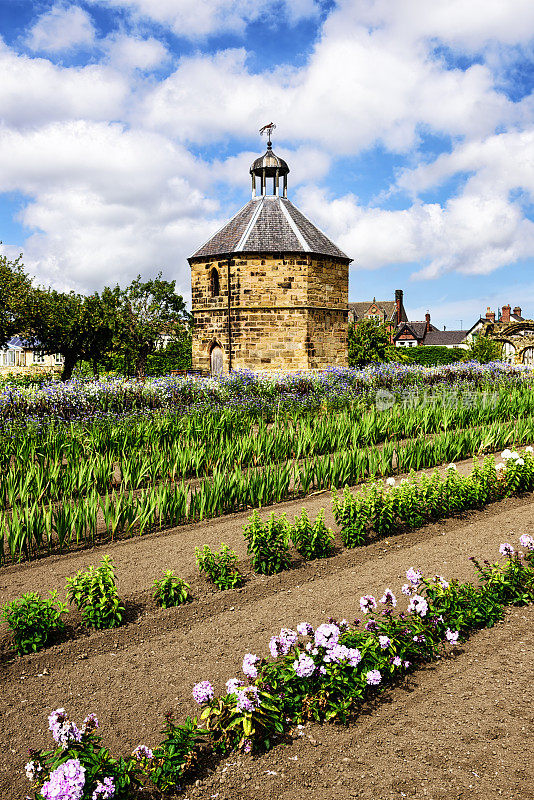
[395,321,437,341]
[189,196,350,261]
[6,336,31,349]
[423,330,467,346]
[348,300,398,322]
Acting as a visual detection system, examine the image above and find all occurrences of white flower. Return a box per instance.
[386,477,396,486]
[510,451,519,460]
[446,463,457,471]
[495,462,505,471]
[501,449,513,459]
[515,458,525,466]
[525,446,533,454]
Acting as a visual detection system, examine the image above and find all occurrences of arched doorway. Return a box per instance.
[210,344,224,375]
[521,347,534,366]
[502,341,516,364]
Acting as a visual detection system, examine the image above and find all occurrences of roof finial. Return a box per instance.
[259,121,276,148]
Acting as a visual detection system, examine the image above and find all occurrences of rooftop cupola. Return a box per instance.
[250,122,289,198]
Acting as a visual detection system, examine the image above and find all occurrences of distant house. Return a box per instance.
[394,313,468,349]
[348,289,408,341]
[0,336,64,375]
[475,304,534,365]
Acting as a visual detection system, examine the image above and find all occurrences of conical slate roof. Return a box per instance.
[189,196,350,261]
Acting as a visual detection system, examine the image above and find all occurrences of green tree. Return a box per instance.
[348,319,402,367]
[463,335,502,363]
[0,253,31,348]
[117,274,189,377]
[22,287,120,381]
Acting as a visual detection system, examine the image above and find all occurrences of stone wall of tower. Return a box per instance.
[190,253,348,372]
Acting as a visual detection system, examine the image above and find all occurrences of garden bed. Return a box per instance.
[1,470,533,799]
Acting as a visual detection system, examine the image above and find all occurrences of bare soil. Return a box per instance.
[1,453,533,800]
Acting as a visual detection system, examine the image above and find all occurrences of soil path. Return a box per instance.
[1,452,533,799]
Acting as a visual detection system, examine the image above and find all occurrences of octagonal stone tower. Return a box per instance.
[188,130,352,374]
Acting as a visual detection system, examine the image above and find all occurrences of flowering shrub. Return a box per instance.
[289,508,335,560]
[148,714,206,792]
[152,571,190,608]
[26,710,142,799]
[66,556,125,629]
[2,590,67,655]
[194,543,243,589]
[243,510,291,575]
[333,449,534,547]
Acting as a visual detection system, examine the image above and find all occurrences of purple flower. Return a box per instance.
[25,760,42,782]
[401,583,414,596]
[297,622,314,636]
[499,542,515,557]
[243,739,252,754]
[347,647,362,667]
[132,745,153,761]
[278,628,298,654]
[328,644,351,664]
[403,660,411,668]
[364,619,378,632]
[269,636,283,658]
[379,589,397,607]
[408,594,428,617]
[81,713,99,733]
[366,670,382,686]
[519,534,534,550]
[392,656,402,667]
[236,686,261,712]
[413,634,426,643]
[41,759,86,800]
[242,653,260,679]
[92,777,115,800]
[445,628,459,644]
[225,678,243,694]
[378,635,391,650]
[359,595,377,614]
[406,567,422,586]
[435,575,449,589]
[293,653,316,677]
[192,681,214,705]
[314,623,340,649]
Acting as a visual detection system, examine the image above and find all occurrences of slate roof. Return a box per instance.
[189,196,350,261]
[348,300,399,322]
[423,330,467,346]
[395,322,439,341]
[5,336,32,349]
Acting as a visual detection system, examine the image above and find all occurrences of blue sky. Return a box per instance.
[0,0,533,330]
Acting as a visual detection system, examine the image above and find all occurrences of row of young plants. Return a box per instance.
[2,507,334,656]
[5,412,534,563]
[5,449,533,656]
[4,383,534,511]
[22,536,534,799]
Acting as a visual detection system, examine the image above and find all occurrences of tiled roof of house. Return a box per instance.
[348,300,398,321]
[189,196,350,261]
[423,329,467,346]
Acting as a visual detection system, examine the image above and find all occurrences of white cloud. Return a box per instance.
[26,4,96,53]
[102,34,169,71]
[85,0,320,38]
[0,40,129,127]
[296,185,534,279]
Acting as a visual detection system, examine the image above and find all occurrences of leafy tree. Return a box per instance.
[348,319,403,367]
[463,335,502,363]
[0,253,31,348]
[117,274,189,377]
[22,287,121,381]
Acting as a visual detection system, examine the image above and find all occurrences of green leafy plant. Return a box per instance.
[1,591,67,655]
[66,555,125,629]
[152,570,190,608]
[195,544,243,589]
[201,687,284,754]
[290,508,335,560]
[243,510,291,575]
[148,714,206,791]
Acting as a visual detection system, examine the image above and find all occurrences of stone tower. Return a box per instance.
[188,128,352,373]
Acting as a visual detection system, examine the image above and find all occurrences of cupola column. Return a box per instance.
[283,173,287,198]
[261,168,266,196]
[274,168,280,196]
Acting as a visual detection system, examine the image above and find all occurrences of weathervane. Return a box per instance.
[259,122,276,147]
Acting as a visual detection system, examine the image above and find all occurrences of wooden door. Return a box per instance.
[210,345,223,375]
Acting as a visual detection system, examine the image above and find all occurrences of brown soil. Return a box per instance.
[1,453,533,800]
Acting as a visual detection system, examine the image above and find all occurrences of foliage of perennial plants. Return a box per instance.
[152,570,190,608]
[195,544,243,589]
[243,510,292,575]
[2,591,68,655]
[66,556,125,629]
[333,448,534,546]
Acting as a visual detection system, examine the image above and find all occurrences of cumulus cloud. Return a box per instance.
[296,184,534,278]
[85,0,320,38]
[26,4,96,53]
[102,34,169,71]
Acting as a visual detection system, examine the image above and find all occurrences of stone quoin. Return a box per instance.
[188,124,352,374]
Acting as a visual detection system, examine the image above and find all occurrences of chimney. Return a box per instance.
[501,304,511,323]
[513,306,521,317]
[425,311,431,333]
[486,306,495,323]
[395,289,403,326]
